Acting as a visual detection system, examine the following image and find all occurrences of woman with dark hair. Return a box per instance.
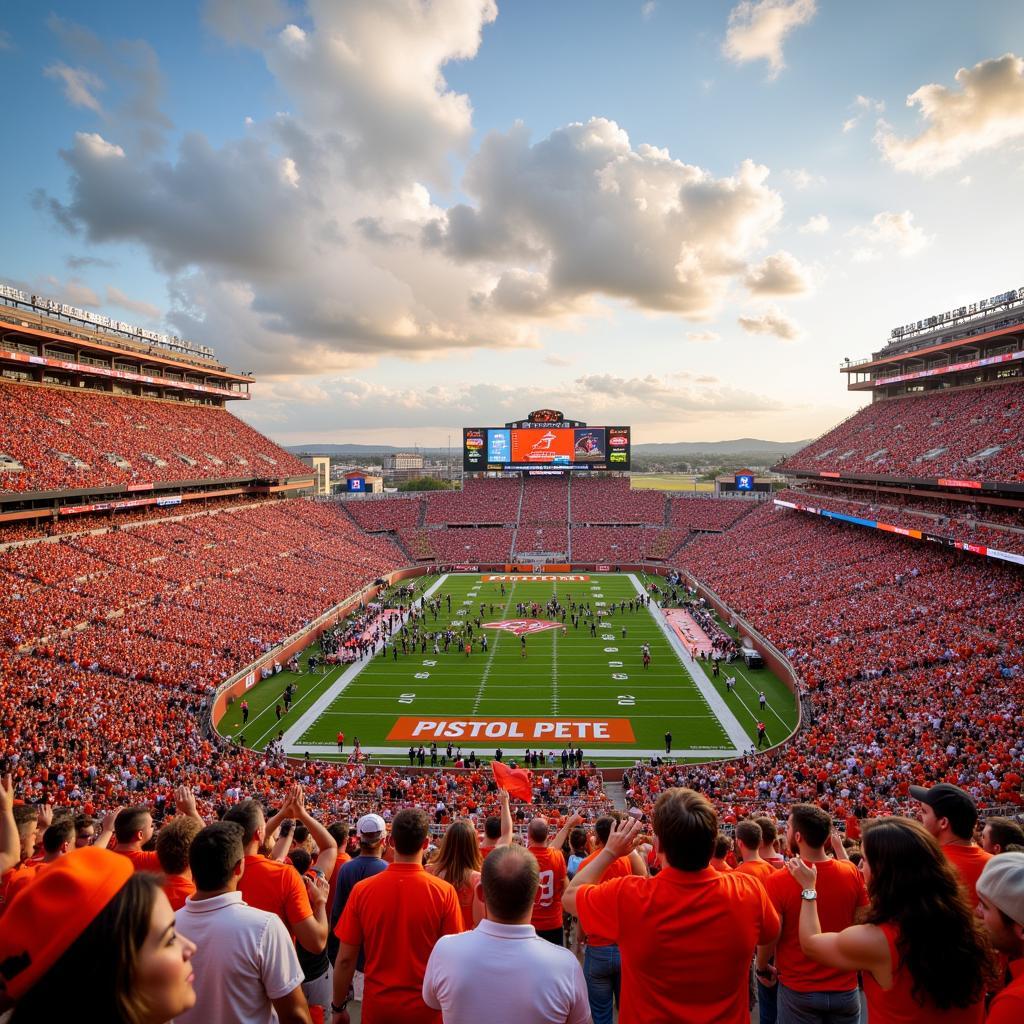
[788,816,993,1022]
[0,847,196,1023]
[426,819,483,929]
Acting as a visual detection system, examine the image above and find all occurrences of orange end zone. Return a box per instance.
[387,717,636,743]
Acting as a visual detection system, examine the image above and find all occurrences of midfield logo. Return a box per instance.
[483,619,563,635]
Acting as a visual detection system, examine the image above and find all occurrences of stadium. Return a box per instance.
[3,3,1024,1021]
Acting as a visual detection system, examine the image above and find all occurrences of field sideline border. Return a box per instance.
[624,573,749,753]
[280,573,451,753]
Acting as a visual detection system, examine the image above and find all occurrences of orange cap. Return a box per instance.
[0,847,133,1001]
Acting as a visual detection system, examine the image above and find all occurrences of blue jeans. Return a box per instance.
[778,984,860,1024]
[584,943,620,1024]
[757,978,778,1024]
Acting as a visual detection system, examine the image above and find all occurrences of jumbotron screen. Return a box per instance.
[463,426,630,471]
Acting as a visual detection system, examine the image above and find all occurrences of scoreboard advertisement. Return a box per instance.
[464,424,630,471]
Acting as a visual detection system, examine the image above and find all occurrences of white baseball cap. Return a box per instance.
[357,813,387,836]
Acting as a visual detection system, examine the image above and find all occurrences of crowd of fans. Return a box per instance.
[779,380,1024,483]
[670,495,760,532]
[571,477,666,524]
[2,778,1022,1024]
[615,503,1024,826]
[0,380,310,493]
[425,479,520,525]
[783,486,1024,556]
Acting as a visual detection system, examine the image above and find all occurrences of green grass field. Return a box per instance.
[217,573,798,766]
[630,474,715,491]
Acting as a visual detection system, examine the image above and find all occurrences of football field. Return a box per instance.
[222,572,798,765]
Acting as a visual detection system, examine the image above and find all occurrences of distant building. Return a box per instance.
[384,452,424,471]
[297,454,331,496]
[341,467,384,494]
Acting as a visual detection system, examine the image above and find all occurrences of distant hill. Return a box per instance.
[287,438,809,457]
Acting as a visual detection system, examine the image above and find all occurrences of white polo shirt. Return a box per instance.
[423,919,590,1024]
[175,891,304,1024]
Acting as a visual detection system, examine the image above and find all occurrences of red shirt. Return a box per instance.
[735,860,777,886]
[116,848,162,873]
[576,849,632,947]
[238,854,313,932]
[941,843,991,904]
[987,958,1024,1024]
[863,923,984,1023]
[162,873,196,911]
[765,858,868,992]
[528,845,567,932]
[576,865,781,1023]
[336,862,463,1024]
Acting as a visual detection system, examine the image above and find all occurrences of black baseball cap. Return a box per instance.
[909,782,978,838]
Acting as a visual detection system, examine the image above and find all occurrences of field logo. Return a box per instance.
[483,619,563,636]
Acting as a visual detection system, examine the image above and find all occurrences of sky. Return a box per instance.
[2,0,1024,446]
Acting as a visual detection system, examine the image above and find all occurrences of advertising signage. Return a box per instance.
[463,425,630,471]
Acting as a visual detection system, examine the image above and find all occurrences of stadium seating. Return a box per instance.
[422,527,515,564]
[617,502,1024,822]
[571,476,666,524]
[669,495,759,532]
[344,496,423,532]
[425,478,520,524]
[520,475,569,523]
[0,380,310,493]
[781,487,1024,556]
[779,381,1024,483]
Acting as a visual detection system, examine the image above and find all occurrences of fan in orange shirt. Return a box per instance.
[911,782,991,903]
[156,815,202,911]
[333,808,463,1024]
[527,816,572,946]
[564,788,781,1024]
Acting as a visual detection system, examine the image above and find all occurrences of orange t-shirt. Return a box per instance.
[116,849,162,873]
[576,865,780,1024]
[735,860,777,886]
[4,862,46,906]
[238,854,313,932]
[327,851,351,922]
[863,922,984,1023]
[765,858,868,992]
[711,858,734,873]
[941,843,991,904]
[335,862,463,1024]
[528,845,567,932]
[576,850,631,947]
[986,958,1024,1024]
[162,873,196,911]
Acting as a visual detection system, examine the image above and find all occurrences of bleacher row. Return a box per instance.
[0,379,311,493]
[344,477,759,563]
[779,379,1024,481]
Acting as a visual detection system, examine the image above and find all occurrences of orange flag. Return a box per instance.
[491,760,532,802]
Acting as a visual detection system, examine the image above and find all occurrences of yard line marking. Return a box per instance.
[472,581,516,714]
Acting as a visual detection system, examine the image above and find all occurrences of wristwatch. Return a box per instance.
[800,888,818,901]
[331,1000,349,1013]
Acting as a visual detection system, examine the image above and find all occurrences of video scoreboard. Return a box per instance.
[463,411,630,472]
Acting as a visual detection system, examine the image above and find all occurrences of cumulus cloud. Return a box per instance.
[798,214,829,234]
[848,210,932,259]
[243,0,499,189]
[743,250,813,296]
[737,305,801,340]
[240,371,784,440]
[842,94,885,133]
[876,53,1024,174]
[641,2,657,19]
[783,167,823,189]
[722,0,817,78]
[44,63,105,112]
[430,118,784,317]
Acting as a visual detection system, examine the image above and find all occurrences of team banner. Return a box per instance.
[387,717,636,742]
